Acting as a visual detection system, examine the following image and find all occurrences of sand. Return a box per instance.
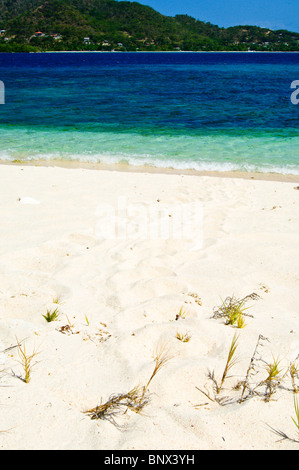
[0,162,298,450]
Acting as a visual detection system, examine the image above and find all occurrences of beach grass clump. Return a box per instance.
[84,342,173,426]
[42,307,61,323]
[197,332,296,407]
[16,339,39,384]
[212,293,259,328]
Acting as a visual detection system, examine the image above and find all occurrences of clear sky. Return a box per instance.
[121,0,299,33]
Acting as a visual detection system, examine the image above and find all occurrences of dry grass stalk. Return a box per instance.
[216,333,239,394]
[138,343,173,407]
[239,334,269,402]
[292,394,299,435]
[289,361,299,393]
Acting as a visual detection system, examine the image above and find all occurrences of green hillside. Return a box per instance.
[0,0,299,52]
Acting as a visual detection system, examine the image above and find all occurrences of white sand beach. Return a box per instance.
[0,162,299,450]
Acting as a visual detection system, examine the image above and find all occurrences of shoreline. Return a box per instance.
[39,51,299,54]
[2,50,299,54]
[2,158,299,183]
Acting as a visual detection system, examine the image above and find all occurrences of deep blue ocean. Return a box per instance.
[0,52,299,174]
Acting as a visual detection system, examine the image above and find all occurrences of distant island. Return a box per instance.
[0,0,299,52]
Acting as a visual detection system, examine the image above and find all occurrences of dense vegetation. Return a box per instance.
[0,0,299,52]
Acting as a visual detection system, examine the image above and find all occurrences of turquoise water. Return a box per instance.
[0,52,299,174]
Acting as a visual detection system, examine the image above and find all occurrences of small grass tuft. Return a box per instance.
[262,356,285,402]
[176,331,191,342]
[42,307,60,323]
[175,306,189,320]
